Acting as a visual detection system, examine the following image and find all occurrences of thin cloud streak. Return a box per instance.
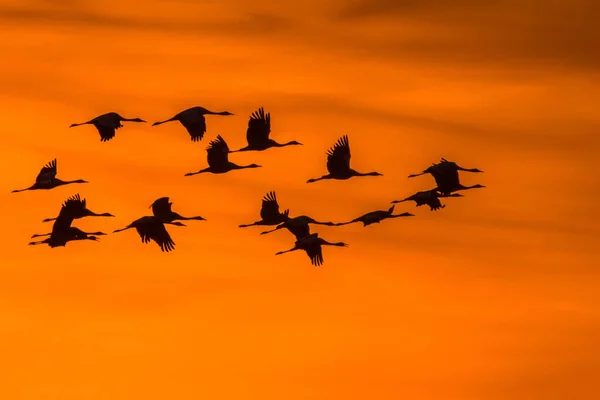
[0,4,298,37]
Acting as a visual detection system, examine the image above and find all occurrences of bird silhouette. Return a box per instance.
[408,158,483,179]
[184,135,261,176]
[307,135,382,183]
[29,227,106,247]
[112,216,185,252]
[433,167,486,196]
[69,112,146,142]
[230,107,302,152]
[31,194,90,238]
[260,215,336,240]
[239,191,290,228]
[275,233,348,267]
[408,158,483,195]
[11,159,88,193]
[149,197,206,223]
[391,189,463,211]
[152,106,234,142]
[335,205,414,227]
[41,193,114,223]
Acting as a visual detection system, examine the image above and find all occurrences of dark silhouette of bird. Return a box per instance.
[391,189,463,211]
[275,233,348,267]
[408,158,485,196]
[408,158,483,179]
[152,106,234,142]
[112,216,185,252]
[149,197,206,223]
[29,227,106,247]
[11,159,88,193]
[260,215,336,240]
[307,135,382,183]
[239,191,290,228]
[69,112,146,142]
[335,205,414,227]
[31,194,90,238]
[434,168,486,196]
[41,193,114,223]
[184,135,261,176]
[230,107,302,152]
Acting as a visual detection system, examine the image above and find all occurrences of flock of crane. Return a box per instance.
[12,106,486,266]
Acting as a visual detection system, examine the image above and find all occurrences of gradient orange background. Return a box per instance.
[1,1,599,399]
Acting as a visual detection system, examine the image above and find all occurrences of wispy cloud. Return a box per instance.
[0,2,297,37]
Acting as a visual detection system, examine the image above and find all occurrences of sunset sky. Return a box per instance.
[1,0,599,399]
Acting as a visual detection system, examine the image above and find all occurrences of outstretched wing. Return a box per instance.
[206,135,229,167]
[95,124,118,142]
[181,116,207,142]
[93,114,123,142]
[260,191,280,221]
[60,193,87,217]
[135,221,176,252]
[246,107,271,146]
[35,159,57,184]
[150,197,173,217]
[304,244,324,267]
[326,135,351,175]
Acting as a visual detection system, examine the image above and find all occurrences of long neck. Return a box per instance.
[175,213,205,221]
[86,210,109,217]
[390,213,413,218]
[307,174,332,183]
[56,179,84,186]
[270,140,295,148]
[353,170,380,177]
[460,184,483,190]
[11,186,34,193]
[458,166,481,173]
[229,163,255,170]
[323,241,346,247]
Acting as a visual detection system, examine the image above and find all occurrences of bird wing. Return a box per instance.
[260,191,280,221]
[135,220,176,252]
[181,117,207,142]
[150,197,173,217]
[92,114,123,142]
[433,167,460,192]
[35,159,57,184]
[246,107,271,146]
[304,244,324,267]
[51,212,75,235]
[326,135,351,175]
[60,194,86,217]
[206,135,229,167]
[95,124,118,142]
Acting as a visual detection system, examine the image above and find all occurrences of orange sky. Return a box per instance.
[1,0,599,399]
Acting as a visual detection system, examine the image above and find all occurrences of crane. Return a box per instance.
[230,107,302,152]
[275,233,348,267]
[112,216,185,252]
[69,112,146,142]
[11,159,88,193]
[307,135,382,183]
[391,189,463,211]
[239,191,290,228]
[152,106,233,142]
[184,135,261,176]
